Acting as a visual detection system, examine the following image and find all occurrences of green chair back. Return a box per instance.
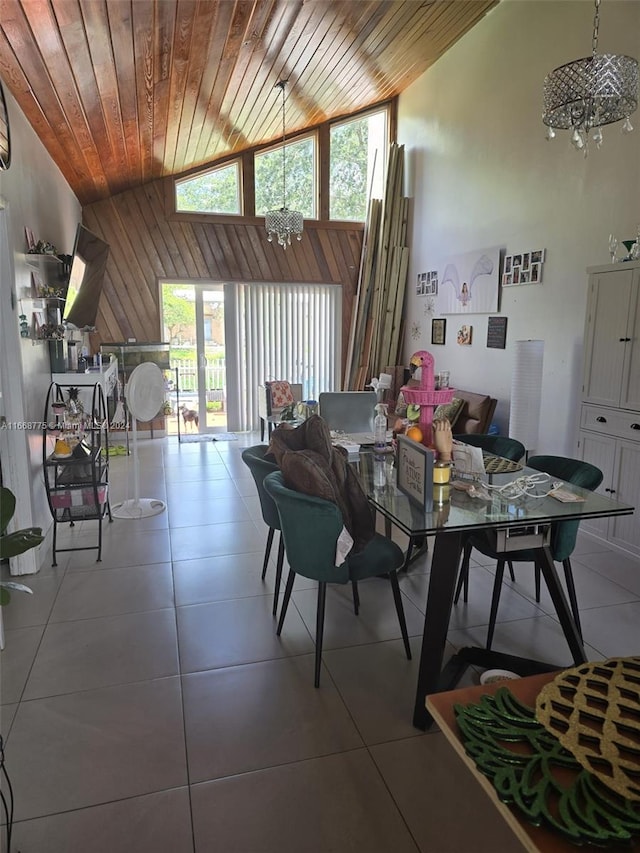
[241,445,281,531]
[264,471,351,583]
[527,455,603,562]
[453,433,525,462]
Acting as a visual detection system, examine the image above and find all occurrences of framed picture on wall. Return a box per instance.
[503,249,545,286]
[425,270,438,295]
[457,324,472,345]
[431,318,446,345]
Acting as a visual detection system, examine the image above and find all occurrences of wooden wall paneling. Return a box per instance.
[84,176,362,367]
[131,0,156,186]
[179,220,209,279]
[97,199,160,338]
[167,1,209,176]
[146,183,191,277]
[226,1,302,153]
[153,0,180,178]
[181,1,233,167]
[107,0,142,189]
[318,123,330,222]
[296,230,322,282]
[316,229,341,284]
[75,0,129,182]
[0,6,100,195]
[205,224,235,280]
[191,223,220,277]
[134,184,182,276]
[217,0,285,153]
[242,150,256,217]
[242,224,275,280]
[300,4,387,129]
[214,225,244,280]
[224,224,255,280]
[192,1,257,165]
[26,1,111,197]
[115,191,166,283]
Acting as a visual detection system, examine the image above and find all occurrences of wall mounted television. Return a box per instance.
[63,224,110,330]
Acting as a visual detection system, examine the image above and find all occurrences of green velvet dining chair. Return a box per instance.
[241,445,285,617]
[264,470,412,687]
[454,455,603,650]
[453,433,526,599]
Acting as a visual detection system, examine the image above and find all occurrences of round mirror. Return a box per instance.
[0,82,11,170]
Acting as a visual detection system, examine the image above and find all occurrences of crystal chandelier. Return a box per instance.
[265,80,303,248]
[543,0,638,153]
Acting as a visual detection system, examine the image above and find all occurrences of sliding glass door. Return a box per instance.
[162,281,341,434]
[161,283,229,435]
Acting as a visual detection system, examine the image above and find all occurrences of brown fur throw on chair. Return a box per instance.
[268,415,375,553]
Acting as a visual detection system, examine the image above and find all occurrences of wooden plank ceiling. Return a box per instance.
[0,0,498,205]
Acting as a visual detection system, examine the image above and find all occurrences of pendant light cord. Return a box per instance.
[592,0,600,57]
[278,80,287,209]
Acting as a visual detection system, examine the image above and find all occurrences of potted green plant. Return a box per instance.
[0,485,43,604]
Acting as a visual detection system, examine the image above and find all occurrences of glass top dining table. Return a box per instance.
[355,451,635,729]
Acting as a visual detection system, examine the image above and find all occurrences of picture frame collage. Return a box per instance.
[417,270,438,296]
[502,249,545,287]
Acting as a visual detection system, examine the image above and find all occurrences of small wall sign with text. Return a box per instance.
[396,436,434,507]
[502,249,545,287]
[487,316,508,349]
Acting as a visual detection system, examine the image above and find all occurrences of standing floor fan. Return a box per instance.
[112,362,166,519]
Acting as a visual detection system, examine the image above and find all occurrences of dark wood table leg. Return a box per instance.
[413,530,464,729]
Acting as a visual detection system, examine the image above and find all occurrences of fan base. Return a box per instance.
[111,498,166,519]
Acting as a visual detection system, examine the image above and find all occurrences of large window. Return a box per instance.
[175,161,241,214]
[172,103,391,221]
[329,109,388,221]
[254,137,316,218]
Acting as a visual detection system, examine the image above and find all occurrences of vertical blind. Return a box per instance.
[233,283,342,431]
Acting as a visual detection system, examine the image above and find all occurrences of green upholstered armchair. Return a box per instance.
[454,455,603,649]
[241,445,284,617]
[264,470,411,687]
[453,433,526,592]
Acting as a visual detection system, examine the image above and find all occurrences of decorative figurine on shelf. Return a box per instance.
[66,387,84,417]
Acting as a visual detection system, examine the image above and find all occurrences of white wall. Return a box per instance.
[398,0,640,454]
[0,83,80,566]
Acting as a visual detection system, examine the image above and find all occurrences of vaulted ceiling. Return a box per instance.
[0,0,498,206]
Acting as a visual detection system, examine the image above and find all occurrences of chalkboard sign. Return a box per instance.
[396,436,434,507]
[487,316,507,349]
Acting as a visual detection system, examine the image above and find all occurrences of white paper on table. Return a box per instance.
[452,441,485,476]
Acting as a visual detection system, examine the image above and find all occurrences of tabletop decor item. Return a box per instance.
[455,686,640,845]
[396,435,433,507]
[536,656,640,801]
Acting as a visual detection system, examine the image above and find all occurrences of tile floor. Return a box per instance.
[2,434,639,852]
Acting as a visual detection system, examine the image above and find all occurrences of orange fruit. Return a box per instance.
[406,425,423,443]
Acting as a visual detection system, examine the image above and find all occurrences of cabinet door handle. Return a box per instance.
[631,423,640,430]
[605,487,616,494]
[619,337,632,342]
[596,416,607,423]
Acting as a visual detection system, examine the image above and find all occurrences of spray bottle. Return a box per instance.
[374,402,388,456]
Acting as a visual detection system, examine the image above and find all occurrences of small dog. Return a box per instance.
[180,405,199,431]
